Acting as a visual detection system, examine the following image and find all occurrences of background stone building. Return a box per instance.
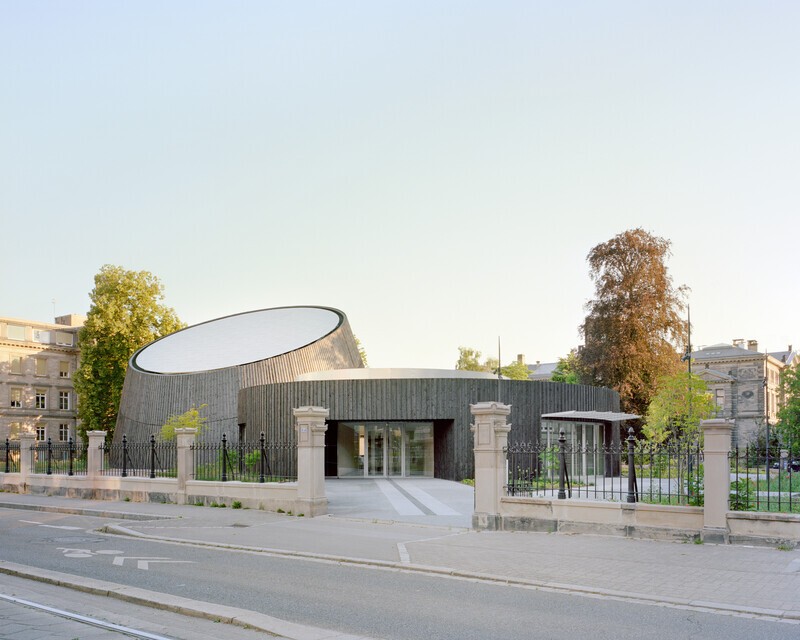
[0,314,84,442]
[692,339,797,446]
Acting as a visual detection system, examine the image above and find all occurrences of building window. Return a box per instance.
[8,422,22,439]
[35,358,47,376]
[59,423,70,442]
[33,330,51,343]
[35,389,47,410]
[59,391,70,410]
[35,424,46,441]
[7,325,26,341]
[59,361,70,378]
[715,389,725,408]
[55,331,73,346]
[10,387,22,408]
[10,356,23,375]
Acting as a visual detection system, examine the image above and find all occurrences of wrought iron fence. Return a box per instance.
[192,433,297,482]
[100,435,177,478]
[3,439,21,473]
[729,439,800,513]
[507,428,703,505]
[28,438,88,476]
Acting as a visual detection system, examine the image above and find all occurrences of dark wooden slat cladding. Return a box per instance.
[114,318,363,445]
[238,379,619,481]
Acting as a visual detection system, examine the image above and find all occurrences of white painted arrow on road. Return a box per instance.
[20,520,82,530]
[113,556,194,570]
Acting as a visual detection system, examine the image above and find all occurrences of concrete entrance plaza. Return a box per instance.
[325,478,474,527]
[1,480,799,638]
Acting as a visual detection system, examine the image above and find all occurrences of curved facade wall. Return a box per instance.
[114,308,363,444]
[238,378,620,481]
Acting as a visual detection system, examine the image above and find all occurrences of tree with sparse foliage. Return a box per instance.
[777,366,800,454]
[500,360,531,381]
[579,229,687,417]
[354,335,368,367]
[551,350,583,384]
[456,346,489,372]
[643,373,717,443]
[73,265,184,442]
[456,346,529,380]
[161,405,208,441]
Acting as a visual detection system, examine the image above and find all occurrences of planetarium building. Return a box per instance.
[116,306,620,481]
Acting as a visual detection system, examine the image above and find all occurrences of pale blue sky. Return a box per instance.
[2,2,798,368]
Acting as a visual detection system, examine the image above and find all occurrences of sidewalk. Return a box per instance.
[0,572,292,640]
[1,487,799,636]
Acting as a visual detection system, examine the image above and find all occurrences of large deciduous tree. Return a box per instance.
[579,228,687,417]
[73,265,184,441]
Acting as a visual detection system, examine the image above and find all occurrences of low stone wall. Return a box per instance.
[493,496,800,546]
[727,511,800,547]
[496,496,704,541]
[0,472,314,514]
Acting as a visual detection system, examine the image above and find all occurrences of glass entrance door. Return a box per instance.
[340,422,434,478]
[366,424,385,476]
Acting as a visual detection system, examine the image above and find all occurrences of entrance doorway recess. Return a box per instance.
[337,422,434,478]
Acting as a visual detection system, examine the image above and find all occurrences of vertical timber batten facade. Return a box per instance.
[238,378,620,481]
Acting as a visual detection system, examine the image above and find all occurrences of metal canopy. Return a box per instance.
[540,410,641,423]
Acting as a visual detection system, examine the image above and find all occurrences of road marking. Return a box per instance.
[396,542,411,563]
[57,547,125,558]
[112,556,193,570]
[375,480,424,515]
[400,484,460,516]
[20,520,82,530]
[0,592,175,640]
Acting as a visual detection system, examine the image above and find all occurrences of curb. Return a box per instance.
[101,524,800,623]
[0,500,178,521]
[0,560,376,640]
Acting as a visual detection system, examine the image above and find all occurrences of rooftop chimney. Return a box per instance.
[732,338,745,348]
[517,354,525,365]
[748,340,758,352]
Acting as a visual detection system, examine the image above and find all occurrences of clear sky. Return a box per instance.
[2,2,798,369]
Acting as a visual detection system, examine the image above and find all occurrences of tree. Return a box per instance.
[73,265,184,441]
[643,373,717,443]
[500,360,531,380]
[551,349,583,384]
[456,346,529,380]
[777,366,800,453]
[578,228,687,417]
[354,335,368,367]
[160,405,208,441]
[455,346,489,372]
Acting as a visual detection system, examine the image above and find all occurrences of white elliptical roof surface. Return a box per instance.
[134,307,342,374]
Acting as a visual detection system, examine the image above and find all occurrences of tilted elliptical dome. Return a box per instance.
[133,306,344,374]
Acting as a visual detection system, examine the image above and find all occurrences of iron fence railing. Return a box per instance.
[28,438,88,476]
[729,439,799,513]
[192,433,297,482]
[507,428,703,506]
[3,439,21,473]
[100,435,177,478]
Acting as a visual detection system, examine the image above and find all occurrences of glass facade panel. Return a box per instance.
[339,421,434,478]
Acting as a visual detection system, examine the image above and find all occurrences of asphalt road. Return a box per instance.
[1,509,797,640]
